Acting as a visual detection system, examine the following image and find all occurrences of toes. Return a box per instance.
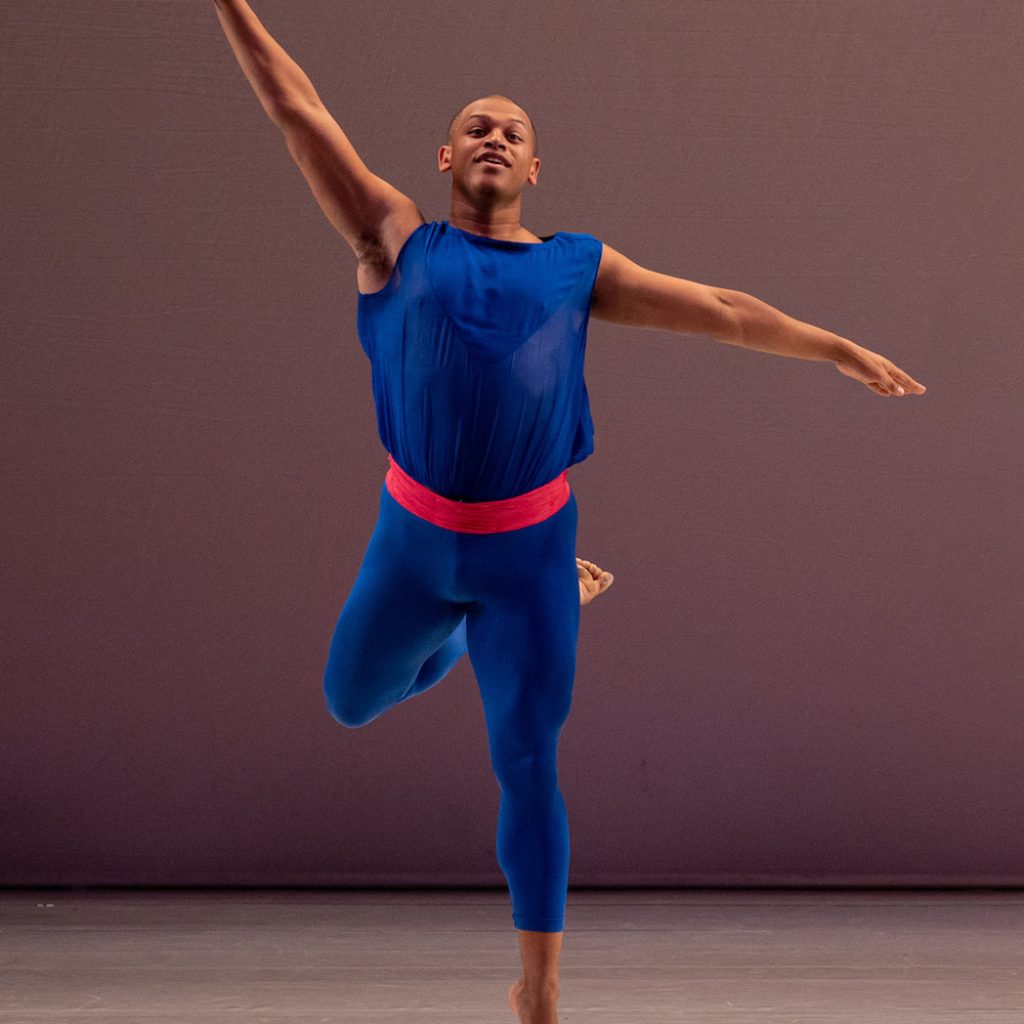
[578,558,611,583]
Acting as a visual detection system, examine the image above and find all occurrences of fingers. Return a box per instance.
[887,377,926,396]
[873,373,926,396]
[898,373,926,393]
[889,364,927,395]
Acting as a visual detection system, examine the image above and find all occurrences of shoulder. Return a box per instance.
[554,229,606,270]
[586,239,630,306]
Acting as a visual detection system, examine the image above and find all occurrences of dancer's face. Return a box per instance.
[439,103,540,199]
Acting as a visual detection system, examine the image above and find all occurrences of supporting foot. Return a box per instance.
[508,976,560,1023]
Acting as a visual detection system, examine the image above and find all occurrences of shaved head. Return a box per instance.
[446,94,539,156]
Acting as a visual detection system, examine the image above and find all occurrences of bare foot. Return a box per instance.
[577,556,614,606]
[508,977,559,1023]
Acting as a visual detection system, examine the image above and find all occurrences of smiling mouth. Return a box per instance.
[478,157,508,167]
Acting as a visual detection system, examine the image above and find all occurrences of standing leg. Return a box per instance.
[460,493,580,1019]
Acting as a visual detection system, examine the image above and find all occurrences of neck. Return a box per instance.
[448,202,528,240]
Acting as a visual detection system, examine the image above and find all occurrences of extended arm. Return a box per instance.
[212,0,419,261]
[590,243,926,397]
[213,0,321,121]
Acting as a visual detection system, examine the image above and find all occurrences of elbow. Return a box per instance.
[713,289,747,344]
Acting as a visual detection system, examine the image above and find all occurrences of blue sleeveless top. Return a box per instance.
[356,218,603,501]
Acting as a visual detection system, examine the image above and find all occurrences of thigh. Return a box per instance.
[324,485,468,712]
[463,494,581,760]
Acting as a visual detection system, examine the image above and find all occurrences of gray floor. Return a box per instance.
[1,888,1021,1023]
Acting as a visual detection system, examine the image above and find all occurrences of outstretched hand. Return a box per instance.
[835,341,926,396]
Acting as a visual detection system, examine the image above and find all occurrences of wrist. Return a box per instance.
[831,335,860,365]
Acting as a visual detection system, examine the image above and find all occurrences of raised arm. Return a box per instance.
[212,0,418,260]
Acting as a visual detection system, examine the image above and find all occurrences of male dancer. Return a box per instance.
[214,5,924,1023]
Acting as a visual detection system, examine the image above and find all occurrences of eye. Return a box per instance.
[469,127,523,142]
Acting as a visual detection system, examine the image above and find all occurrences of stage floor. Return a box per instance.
[1,888,1021,1022]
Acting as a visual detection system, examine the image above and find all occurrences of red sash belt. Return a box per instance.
[384,453,570,534]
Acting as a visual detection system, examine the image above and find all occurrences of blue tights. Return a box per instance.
[323,478,581,932]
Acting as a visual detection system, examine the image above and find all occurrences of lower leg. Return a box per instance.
[394,616,468,705]
[508,929,562,1022]
[516,927,562,991]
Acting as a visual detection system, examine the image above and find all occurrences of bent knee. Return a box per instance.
[323,683,376,729]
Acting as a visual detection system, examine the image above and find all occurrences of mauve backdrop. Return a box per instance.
[2,0,1021,888]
